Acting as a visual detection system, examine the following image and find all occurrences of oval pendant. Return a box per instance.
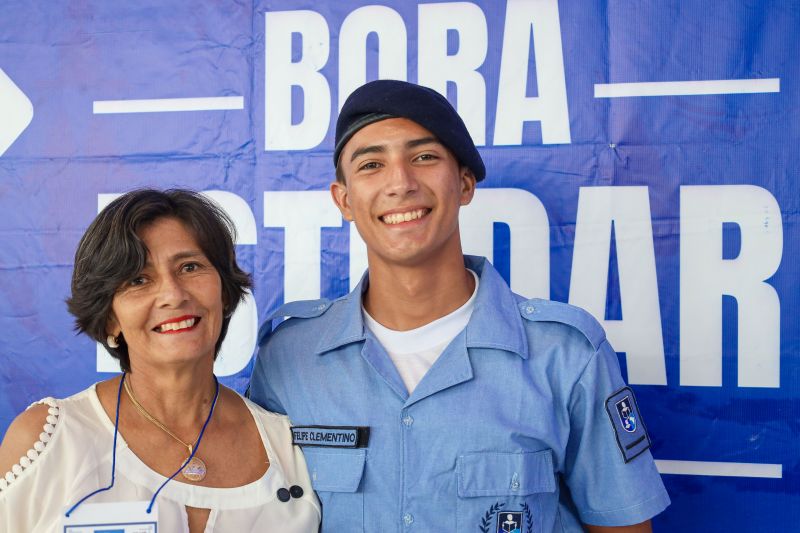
[181,456,207,482]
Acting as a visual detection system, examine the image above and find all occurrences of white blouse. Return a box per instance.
[0,384,320,532]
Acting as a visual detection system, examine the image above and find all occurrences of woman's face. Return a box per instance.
[107,217,224,370]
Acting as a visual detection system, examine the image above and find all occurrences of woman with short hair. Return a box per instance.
[0,189,319,532]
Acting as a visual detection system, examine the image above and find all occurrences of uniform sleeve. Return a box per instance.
[563,339,670,526]
[247,330,289,416]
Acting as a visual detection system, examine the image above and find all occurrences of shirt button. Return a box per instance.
[525,305,535,314]
[403,513,414,526]
[402,415,414,427]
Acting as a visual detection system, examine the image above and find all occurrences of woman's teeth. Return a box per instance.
[156,318,196,332]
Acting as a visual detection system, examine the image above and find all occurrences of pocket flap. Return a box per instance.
[303,448,366,492]
[457,450,555,497]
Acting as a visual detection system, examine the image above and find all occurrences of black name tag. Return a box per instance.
[291,425,370,448]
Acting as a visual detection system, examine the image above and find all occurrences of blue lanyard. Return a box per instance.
[147,376,219,512]
[65,373,221,517]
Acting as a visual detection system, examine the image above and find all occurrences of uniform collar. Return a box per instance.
[315,255,529,359]
[462,256,529,359]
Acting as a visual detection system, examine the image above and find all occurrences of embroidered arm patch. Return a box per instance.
[604,387,651,463]
[291,425,370,448]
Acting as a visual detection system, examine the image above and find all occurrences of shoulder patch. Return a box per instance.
[517,298,606,351]
[604,386,651,463]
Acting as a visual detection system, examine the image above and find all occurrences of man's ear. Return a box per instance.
[459,166,477,206]
[330,180,354,221]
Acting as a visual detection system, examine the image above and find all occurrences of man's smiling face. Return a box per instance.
[331,117,476,269]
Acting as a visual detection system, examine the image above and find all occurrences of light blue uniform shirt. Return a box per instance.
[248,256,669,532]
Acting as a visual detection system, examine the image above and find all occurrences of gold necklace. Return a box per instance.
[123,375,214,482]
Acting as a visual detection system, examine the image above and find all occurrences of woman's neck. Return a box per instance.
[125,358,218,430]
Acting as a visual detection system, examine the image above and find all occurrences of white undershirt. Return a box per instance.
[362,270,479,394]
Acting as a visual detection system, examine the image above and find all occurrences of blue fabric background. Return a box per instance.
[0,1,797,530]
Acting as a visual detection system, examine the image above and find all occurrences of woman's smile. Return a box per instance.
[152,315,201,333]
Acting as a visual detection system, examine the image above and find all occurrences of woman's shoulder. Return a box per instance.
[0,384,101,493]
[234,389,291,426]
[229,389,299,455]
[0,397,61,492]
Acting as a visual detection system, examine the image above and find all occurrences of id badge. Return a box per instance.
[61,501,158,533]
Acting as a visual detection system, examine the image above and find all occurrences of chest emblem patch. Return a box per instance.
[479,502,533,533]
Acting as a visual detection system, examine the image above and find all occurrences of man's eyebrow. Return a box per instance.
[350,144,386,162]
[349,136,442,162]
[406,136,440,149]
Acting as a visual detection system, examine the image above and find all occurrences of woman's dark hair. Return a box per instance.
[66,189,252,372]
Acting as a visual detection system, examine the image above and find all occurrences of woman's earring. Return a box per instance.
[107,334,120,349]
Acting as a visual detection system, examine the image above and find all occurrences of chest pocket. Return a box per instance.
[457,450,556,532]
[303,448,366,532]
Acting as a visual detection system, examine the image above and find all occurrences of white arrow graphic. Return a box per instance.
[0,67,34,156]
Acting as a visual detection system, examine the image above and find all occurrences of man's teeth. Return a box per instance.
[382,209,427,225]
[157,318,196,332]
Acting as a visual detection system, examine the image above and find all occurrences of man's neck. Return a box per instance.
[363,252,475,331]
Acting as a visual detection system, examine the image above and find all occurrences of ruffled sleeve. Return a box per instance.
[0,397,65,531]
[0,398,60,492]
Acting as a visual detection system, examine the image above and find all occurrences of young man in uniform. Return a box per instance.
[248,80,670,532]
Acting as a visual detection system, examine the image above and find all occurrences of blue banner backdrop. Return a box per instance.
[1,1,797,530]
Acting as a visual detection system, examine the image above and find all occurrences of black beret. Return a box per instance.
[334,80,486,181]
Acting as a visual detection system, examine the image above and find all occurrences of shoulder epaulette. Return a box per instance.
[517,298,606,351]
[268,298,332,321]
[257,298,333,347]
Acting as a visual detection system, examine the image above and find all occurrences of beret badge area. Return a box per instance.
[334,80,486,181]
